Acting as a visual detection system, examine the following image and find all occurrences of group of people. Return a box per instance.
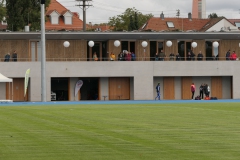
[226,50,238,60]
[4,50,17,62]
[117,51,136,61]
[191,83,210,100]
[92,51,136,61]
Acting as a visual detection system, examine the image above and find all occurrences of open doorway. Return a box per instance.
[51,78,69,101]
[80,78,99,100]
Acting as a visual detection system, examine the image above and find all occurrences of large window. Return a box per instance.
[167,22,174,28]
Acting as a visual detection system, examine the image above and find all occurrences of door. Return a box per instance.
[6,78,28,101]
[109,77,130,100]
[211,77,222,99]
[163,77,175,99]
[182,77,192,99]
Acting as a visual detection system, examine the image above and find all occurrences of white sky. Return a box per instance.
[57,0,240,24]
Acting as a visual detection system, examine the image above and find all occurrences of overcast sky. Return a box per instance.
[57,0,240,24]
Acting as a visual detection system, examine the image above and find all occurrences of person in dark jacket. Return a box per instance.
[199,84,204,99]
[197,51,203,61]
[155,83,161,100]
[226,49,230,60]
[12,50,17,62]
[4,53,10,62]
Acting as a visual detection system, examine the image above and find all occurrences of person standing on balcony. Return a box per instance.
[118,52,124,61]
[159,50,165,61]
[176,53,181,61]
[93,52,98,61]
[131,52,136,61]
[197,51,203,61]
[4,53,10,62]
[155,83,161,100]
[226,49,231,60]
[169,53,175,61]
[155,53,159,61]
[12,50,17,62]
[230,51,237,60]
[191,83,196,100]
[190,50,195,61]
[187,51,191,61]
[109,52,115,61]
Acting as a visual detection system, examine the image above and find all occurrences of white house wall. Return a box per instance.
[206,19,236,32]
[0,61,239,101]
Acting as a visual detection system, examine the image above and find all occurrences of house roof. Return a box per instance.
[228,19,240,25]
[45,0,84,31]
[91,24,113,31]
[199,17,225,32]
[141,17,210,32]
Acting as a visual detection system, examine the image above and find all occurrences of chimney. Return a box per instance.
[160,12,164,20]
[188,13,192,20]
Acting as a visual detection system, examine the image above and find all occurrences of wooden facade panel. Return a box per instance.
[136,40,150,61]
[109,77,130,100]
[46,40,87,61]
[182,77,192,100]
[219,40,240,61]
[163,77,175,99]
[211,77,222,99]
[192,40,206,58]
[164,40,178,61]
[0,40,29,61]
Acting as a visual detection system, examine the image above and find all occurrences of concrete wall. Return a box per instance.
[0,61,239,101]
[0,83,6,99]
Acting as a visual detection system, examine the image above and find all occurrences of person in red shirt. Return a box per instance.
[230,51,237,60]
[191,83,196,100]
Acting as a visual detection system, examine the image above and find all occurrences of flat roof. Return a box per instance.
[0,32,240,40]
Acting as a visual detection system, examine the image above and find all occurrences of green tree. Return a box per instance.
[108,7,153,31]
[128,15,134,31]
[208,13,218,18]
[0,0,6,21]
[6,0,50,31]
[134,12,139,30]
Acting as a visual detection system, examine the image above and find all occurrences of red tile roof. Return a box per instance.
[141,17,210,32]
[46,0,83,31]
[91,24,113,31]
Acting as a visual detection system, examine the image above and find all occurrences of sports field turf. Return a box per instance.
[0,102,240,160]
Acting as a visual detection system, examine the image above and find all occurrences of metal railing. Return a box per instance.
[0,57,238,62]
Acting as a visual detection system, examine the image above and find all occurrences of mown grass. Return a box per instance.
[0,103,240,160]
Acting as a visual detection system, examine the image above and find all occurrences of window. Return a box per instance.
[50,11,60,24]
[235,22,240,27]
[167,22,174,28]
[63,11,73,25]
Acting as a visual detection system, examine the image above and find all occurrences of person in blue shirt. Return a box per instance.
[155,83,161,100]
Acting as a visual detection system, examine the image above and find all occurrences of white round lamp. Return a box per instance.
[63,41,70,47]
[166,40,172,47]
[114,40,121,47]
[191,42,197,48]
[141,41,148,48]
[88,41,94,47]
[213,41,219,48]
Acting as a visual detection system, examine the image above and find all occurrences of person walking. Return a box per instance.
[191,83,196,100]
[155,83,161,100]
[199,84,204,99]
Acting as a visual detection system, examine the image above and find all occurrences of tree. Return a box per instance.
[6,0,50,31]
[208,13,218,18]
[128,15,134,31]
[108,7,153,31]
[0,0,6,21]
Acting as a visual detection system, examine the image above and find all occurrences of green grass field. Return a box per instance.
[0,103,240,160]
